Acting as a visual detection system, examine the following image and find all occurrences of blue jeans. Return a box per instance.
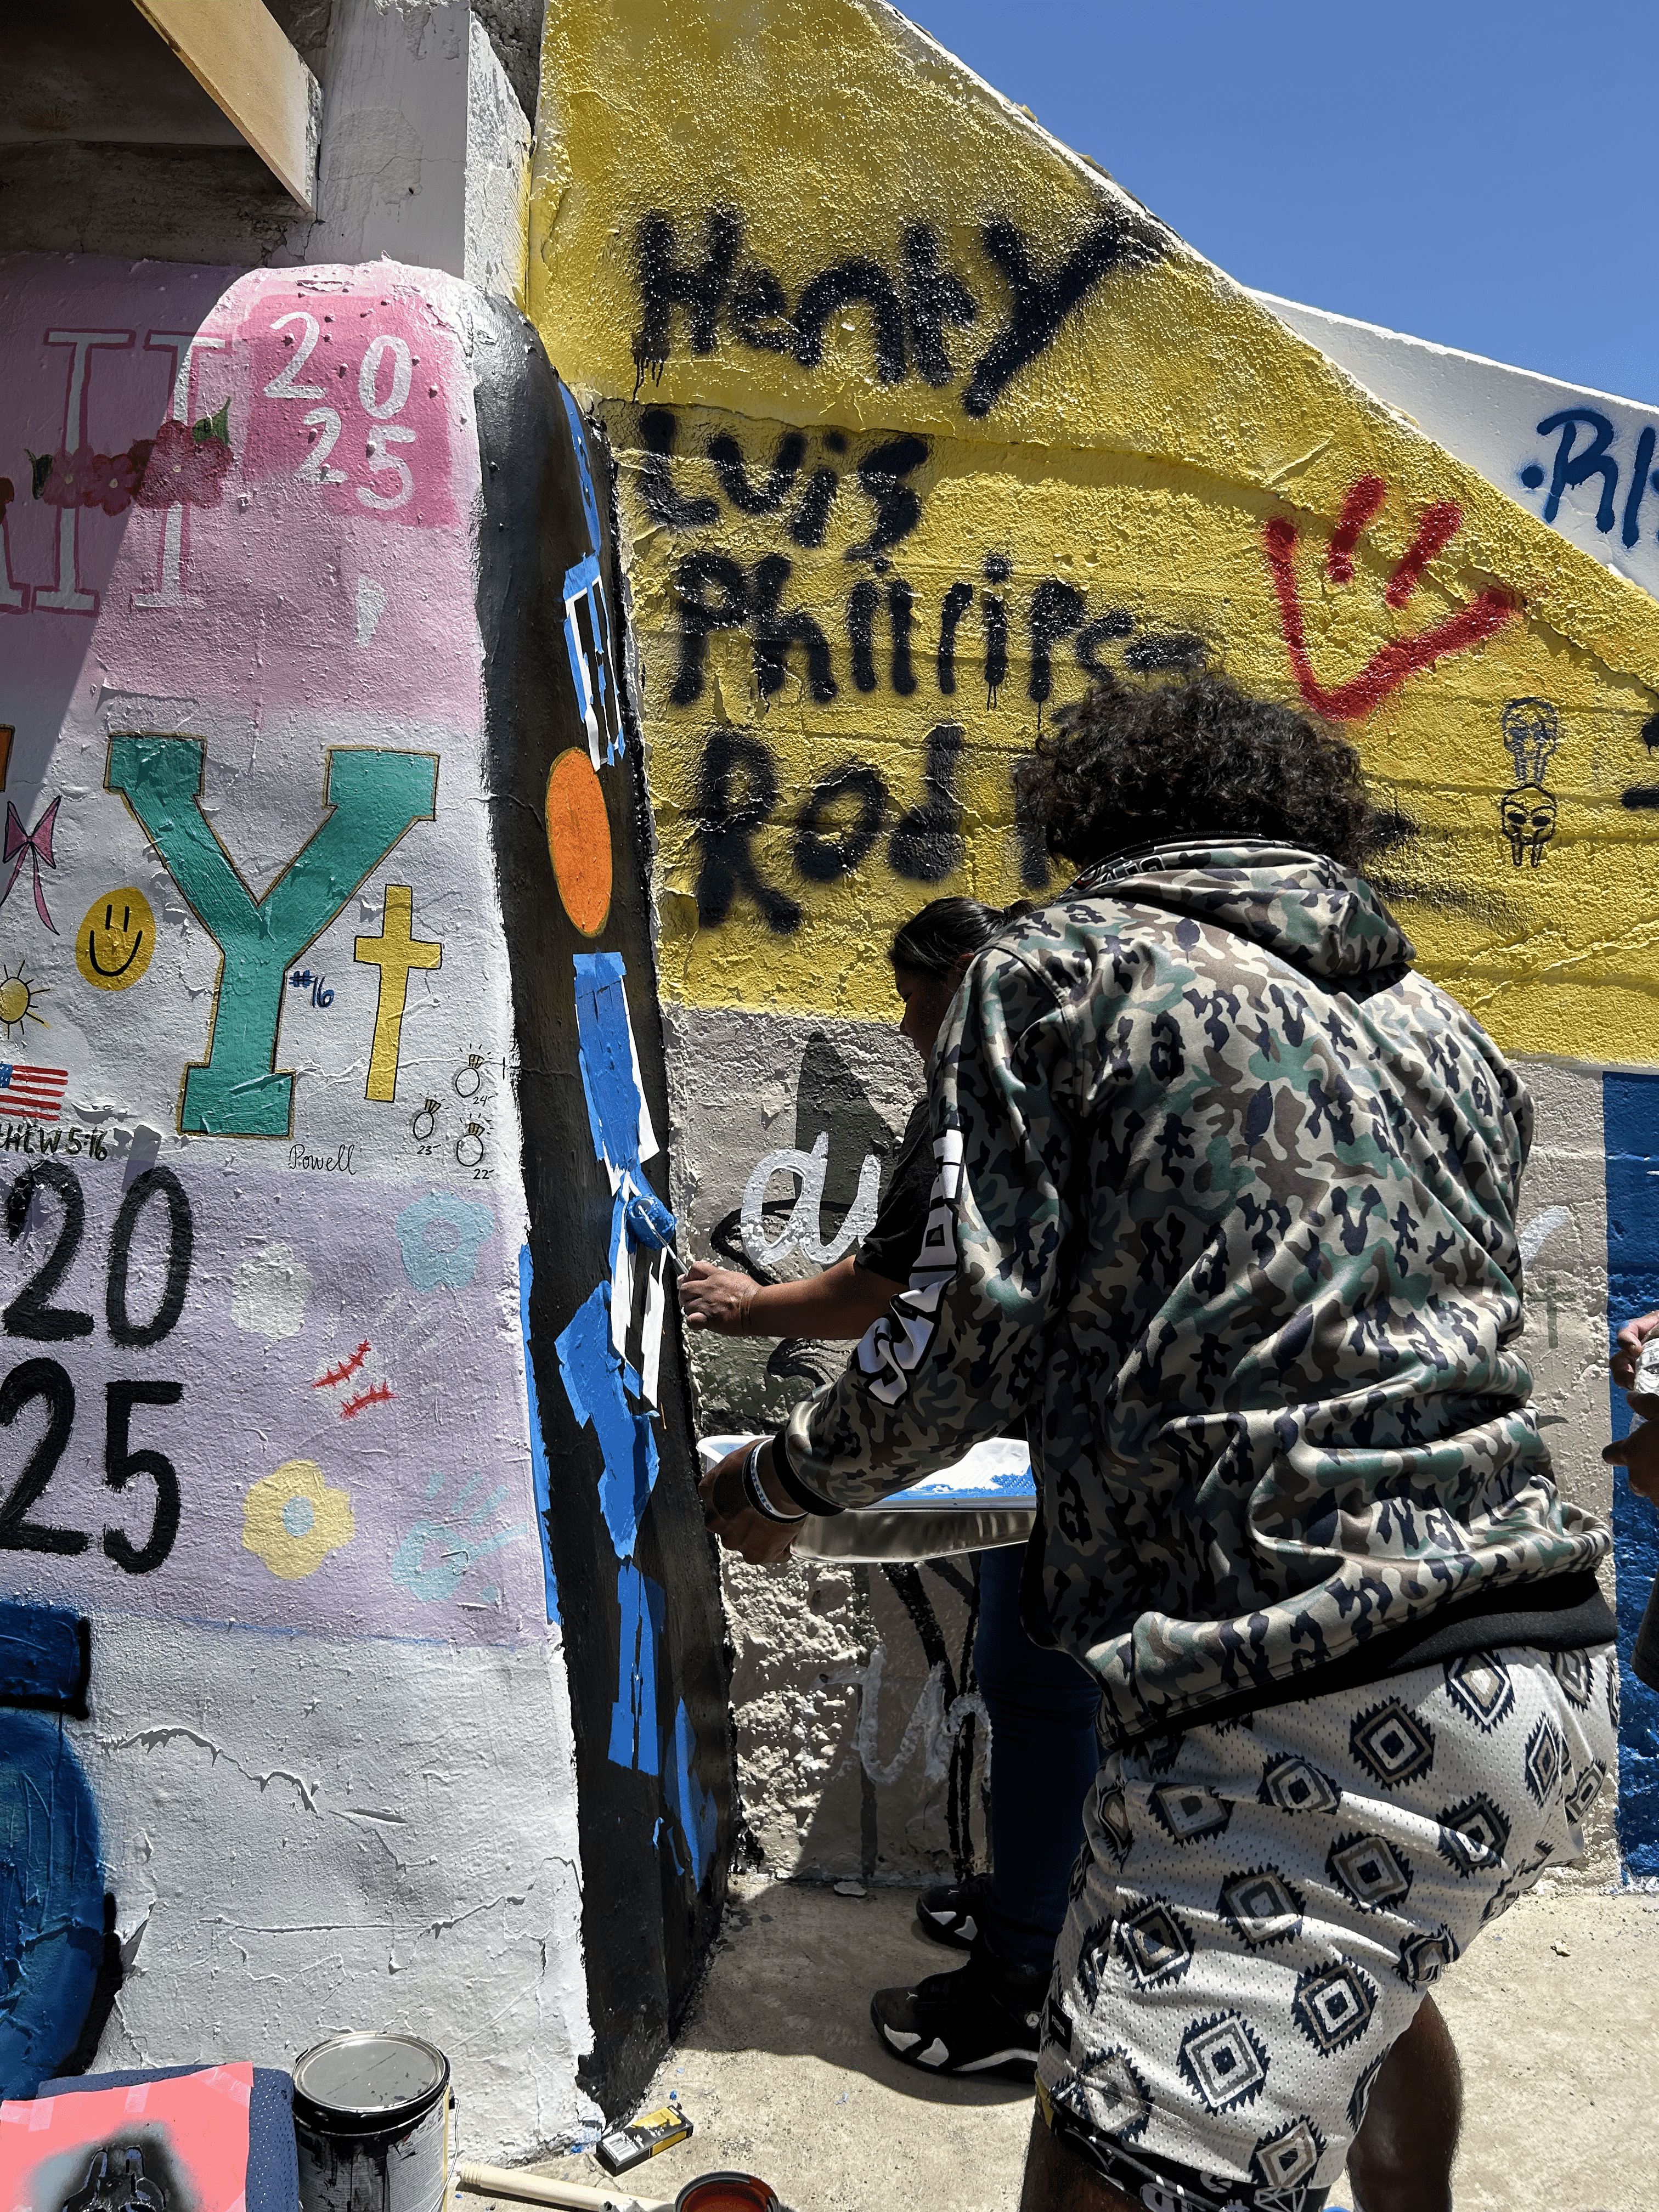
[974,1544,1104,1973]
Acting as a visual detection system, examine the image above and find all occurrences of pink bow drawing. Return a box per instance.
[0,799,60,933]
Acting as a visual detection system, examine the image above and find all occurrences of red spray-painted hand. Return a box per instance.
[1262,476,1516,721]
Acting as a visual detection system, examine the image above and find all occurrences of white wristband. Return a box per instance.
[743,1440,806,1524]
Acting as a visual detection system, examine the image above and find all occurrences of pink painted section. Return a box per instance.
[0,253,545,1652]
[0,255,483,739]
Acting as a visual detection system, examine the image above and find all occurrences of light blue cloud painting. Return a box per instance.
[395,1190,495,1292]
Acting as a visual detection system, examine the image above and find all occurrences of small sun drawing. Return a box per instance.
[0,964,47,1041]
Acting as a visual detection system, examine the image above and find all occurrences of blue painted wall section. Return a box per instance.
[557,384,625,768]
[608,1560,664,1775]
[573,953,647,1181]
[554,1284,661,1561]
[560,943,722,1870]
[0,1601,106,2094]
[1602,1073,1659,1874]
[664,1697,719,1886]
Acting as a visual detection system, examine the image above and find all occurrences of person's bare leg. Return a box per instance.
[1019,1997,1459,2212]
[1017,2112,1141,2212]
[1345,1994,1462,2212]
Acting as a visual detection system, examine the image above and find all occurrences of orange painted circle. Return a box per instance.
[545,747,613,936]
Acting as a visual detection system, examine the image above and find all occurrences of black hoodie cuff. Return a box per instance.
[770,1429,842,1517]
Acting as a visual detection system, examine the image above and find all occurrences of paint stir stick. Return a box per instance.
[458,2161,670,2212]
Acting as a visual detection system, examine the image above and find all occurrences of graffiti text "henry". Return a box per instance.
[631,207,1164,417]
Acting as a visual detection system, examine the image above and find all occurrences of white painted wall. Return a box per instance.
[1259,293,1659,602]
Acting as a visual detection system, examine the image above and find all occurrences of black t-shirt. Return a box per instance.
[854,1098,934,1282]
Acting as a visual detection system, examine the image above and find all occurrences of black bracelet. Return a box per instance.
[743,1440,806,1524]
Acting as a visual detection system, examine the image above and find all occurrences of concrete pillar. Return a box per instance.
[304,1,530,302]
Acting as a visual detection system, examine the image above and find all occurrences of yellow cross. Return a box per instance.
[355,884,442,1103]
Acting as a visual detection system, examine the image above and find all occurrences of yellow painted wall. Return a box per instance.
[529,0,1659,1067]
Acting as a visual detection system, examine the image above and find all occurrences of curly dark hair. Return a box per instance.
[1015,670,1373,870]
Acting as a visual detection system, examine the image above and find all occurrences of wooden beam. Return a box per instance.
[130,0,320,213]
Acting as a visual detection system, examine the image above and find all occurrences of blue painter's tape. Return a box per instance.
[555,1284,661,1560]
[664,1697,718,1889]
[0,1708,105,2096]
[558,379,605,555]
[560,533,623,767]
[1602,1071,1659,1872]
[608,1560,664,1776]
[518,1245,561,1628]
[0,1600,88,1711]
[573,952,644,1179]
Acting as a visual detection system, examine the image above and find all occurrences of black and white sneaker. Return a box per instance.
[870,1951,1047,2080]
[915,1871,991,1951]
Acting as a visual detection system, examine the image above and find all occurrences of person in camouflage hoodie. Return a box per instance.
[701,672,1615,2212]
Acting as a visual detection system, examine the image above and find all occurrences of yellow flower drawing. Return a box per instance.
[242,1458,356,1580]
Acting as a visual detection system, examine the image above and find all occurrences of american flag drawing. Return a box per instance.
[0,1064,69,1124]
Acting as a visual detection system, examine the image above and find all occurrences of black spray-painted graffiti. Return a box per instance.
[648,413,1205,718]
[1497,697,1561,867]
[631,208,1166,417]
[693,722,983,927]
[642,411,922,560]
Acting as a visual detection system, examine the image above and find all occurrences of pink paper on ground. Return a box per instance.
[0,2063,253,2212]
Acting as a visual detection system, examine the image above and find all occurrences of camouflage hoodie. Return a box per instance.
[781,839,1610,1741]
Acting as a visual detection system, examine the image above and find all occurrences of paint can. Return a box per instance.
[673,2176,778,2212]
[292,2033,454,2212]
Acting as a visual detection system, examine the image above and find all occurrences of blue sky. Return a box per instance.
[911,0,1657,404]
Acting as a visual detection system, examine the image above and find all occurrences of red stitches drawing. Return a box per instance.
[1262,483,1517,723]
[314,1340,370,1391]
[341,1378,396,1419]
[313,1338,393,1419]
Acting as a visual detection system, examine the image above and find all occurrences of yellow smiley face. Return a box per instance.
[76,888,155,992]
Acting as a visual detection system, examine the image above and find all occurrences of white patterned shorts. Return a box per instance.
[1036,1644,1617,2211]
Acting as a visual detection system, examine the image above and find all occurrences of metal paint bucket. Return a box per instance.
[292,2033,454,2212]
[673,2176,778,2212]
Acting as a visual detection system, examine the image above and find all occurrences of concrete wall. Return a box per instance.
[0,247,730,2139]
[527,0,1659,1886]
[0,2,533,290]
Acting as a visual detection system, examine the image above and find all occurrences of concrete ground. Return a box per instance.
[507,1877,1659,2212]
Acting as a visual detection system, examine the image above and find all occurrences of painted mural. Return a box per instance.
[0,252,727,2132]
[528,0,1659,1880]
[448,304,732,2105]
